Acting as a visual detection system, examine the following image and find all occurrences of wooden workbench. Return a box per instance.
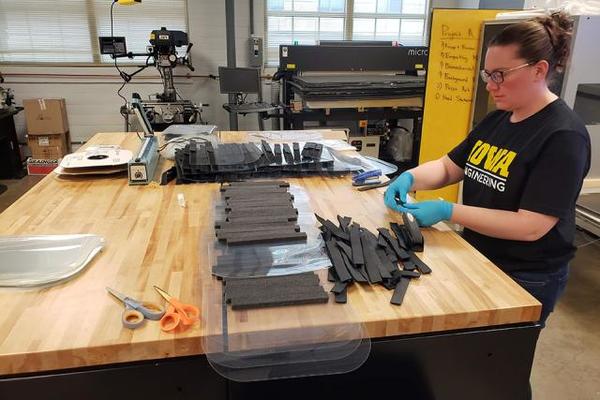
[0,131,540,377]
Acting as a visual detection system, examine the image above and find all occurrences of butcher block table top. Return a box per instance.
[0,131,541,376]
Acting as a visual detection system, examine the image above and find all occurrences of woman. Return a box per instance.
[384,11,591,325]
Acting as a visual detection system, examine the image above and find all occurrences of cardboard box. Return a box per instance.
[23,98,69,134]
[27,158,59,175]
[27,132,70,160]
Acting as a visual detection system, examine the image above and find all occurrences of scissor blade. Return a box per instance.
[106,287,128,304]
[153,285,172,302]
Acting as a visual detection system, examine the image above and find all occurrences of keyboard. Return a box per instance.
[224,102,279,114]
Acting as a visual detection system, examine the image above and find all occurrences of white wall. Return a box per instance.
[2,0,267,144]
[2,0,482,144]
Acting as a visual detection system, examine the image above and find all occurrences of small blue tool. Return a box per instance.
[106,287,165,329]
[353,169,382,184]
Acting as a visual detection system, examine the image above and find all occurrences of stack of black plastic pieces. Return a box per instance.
[213,181,306,247]
[318,214,431,306]
[222,272,329,310]
[212,181,330,310]
[171,139,337,184]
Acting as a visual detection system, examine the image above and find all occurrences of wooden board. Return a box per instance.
[418,9,509,202]
[304,97,423,110]
[0,131,540,375]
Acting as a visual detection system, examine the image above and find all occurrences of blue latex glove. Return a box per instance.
[384,172,414,212]
[398,200,454,227]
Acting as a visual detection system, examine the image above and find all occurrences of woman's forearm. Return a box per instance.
[450,203,557,241]
[408,159,452,191]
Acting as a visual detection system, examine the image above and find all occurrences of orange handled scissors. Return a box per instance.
[153,286,200,332]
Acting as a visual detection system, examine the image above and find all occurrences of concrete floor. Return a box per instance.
[0,175,43,212]
[0,177,599,398]
[532,229,600,400]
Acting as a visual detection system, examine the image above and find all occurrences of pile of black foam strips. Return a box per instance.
[317,215,432,306]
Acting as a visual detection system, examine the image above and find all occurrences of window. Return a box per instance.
[267,0,346,64]
[352,0,426,44]
[266,0,428,64]
[0,0,188,64]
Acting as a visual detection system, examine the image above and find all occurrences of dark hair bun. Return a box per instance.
[534,11,573,72]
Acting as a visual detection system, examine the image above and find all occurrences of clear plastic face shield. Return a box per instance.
[203,184,370,382]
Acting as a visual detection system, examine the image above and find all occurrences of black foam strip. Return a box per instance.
[216,214,297,227]
[390,277,410,305]
[401,270,421,278]
[381,279,397,290]
[226,231,307,245]
[223,180,290,188]
[315,214,350,241]
[328,267,337,282]
[283,143,294,165]
[231,288,329,310]
[384,245,398,263]
[216,223,299,238]
[225,204,296,213]
[390,222,409,250]
[410,253,432,274]
[377,234,389,248]
[378,227,407,260]
[342,251,368,283]
[331,281,348,294]
[336,241,353,263]
[337,215,352,233]
[226,208,298,219]
[350,224,364,266]
[325,240,352,282]
[402,260,416,271]
[273,144,283,164]
[261,140,274,163]
[225,272,319,287]
[360,231,382,284]
[226,194,294,203]
[225,273,321,301]
[222,187,289,198]
[293,142,301,163]
[334,285,348,304]
[374,248,394,279]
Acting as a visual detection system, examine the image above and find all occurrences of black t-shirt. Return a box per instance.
[447,99,591,273]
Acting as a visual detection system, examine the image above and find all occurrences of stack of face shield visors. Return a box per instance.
[318,213,430,305]
[205,181,371,382]
[165,140,345,184]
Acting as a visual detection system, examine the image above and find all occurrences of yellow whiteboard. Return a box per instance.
[417,8,508,202]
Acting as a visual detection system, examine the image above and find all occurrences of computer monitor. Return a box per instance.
[98,36,127,55]
[218,67,261,94]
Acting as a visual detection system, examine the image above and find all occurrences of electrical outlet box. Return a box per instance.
[248,36,263,68]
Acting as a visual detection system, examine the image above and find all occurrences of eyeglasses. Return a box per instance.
[480,63,533,84]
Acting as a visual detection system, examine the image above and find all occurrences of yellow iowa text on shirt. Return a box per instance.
[467,140,516,178]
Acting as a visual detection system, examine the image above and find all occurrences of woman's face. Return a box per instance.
[483,44,539,111]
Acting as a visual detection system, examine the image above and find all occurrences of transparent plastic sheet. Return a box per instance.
[210,141,359,173]
[0,234,105,287]
[327,147,399,175]
[202,269,371,382]
[161,124,220,160]
[206,183,370,381]
[211,185,331,278]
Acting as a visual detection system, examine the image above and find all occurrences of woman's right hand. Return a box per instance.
[384,172,414,212]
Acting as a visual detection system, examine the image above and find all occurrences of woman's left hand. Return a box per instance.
[397,200,454,227]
